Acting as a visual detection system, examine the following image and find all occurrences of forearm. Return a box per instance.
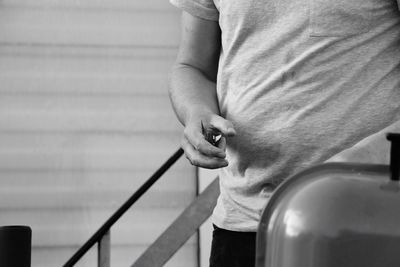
[169,63,220,126]
[167,12,233,169]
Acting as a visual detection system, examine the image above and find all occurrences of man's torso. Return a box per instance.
[212,0,400,231]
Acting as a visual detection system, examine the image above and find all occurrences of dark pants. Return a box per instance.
[209,224,256,267]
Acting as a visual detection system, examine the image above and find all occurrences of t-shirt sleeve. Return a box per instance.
[169,0,219,21]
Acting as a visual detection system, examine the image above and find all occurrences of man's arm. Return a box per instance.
[169,12,236,169]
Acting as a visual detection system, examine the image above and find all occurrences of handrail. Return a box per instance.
[131,177,219,267]
[63,148,184,267]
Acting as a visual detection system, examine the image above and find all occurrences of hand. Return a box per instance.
[182,112,236,169]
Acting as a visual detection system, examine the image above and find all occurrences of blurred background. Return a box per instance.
[0,0,208,266]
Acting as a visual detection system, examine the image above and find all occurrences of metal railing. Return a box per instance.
[63,148,184,267]
[131,177,219,267]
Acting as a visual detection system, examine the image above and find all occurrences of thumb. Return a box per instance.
[209,115,236,137]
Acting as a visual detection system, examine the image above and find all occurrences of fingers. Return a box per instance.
[181,113,234,169]
[184,125,226,158]
[217,136,226,152]
[182,136,228,169]
[209,115,236,137]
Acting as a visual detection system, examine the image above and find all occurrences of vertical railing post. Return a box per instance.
[98,230,111,267]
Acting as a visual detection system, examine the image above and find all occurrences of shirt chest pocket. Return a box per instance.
[310,0,374,37]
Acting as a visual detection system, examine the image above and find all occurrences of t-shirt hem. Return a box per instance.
[169,0,219,21]
[212,215,259,232]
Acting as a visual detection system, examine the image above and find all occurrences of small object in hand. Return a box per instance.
[202,121,222,147]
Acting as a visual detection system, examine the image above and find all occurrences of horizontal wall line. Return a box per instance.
[0,129,178,136]
[0,42,178,59]
[0,92,170,97]
[0,91,171,97]
[0,42,178,50]
[0,166,188,172]
[1,2,176,13]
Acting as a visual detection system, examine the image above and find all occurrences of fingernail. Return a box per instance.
[228,128,236,134]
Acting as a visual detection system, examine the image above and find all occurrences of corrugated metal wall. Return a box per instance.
[0,0,197,266]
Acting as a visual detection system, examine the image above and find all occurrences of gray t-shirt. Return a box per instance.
[170,0,400,231]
